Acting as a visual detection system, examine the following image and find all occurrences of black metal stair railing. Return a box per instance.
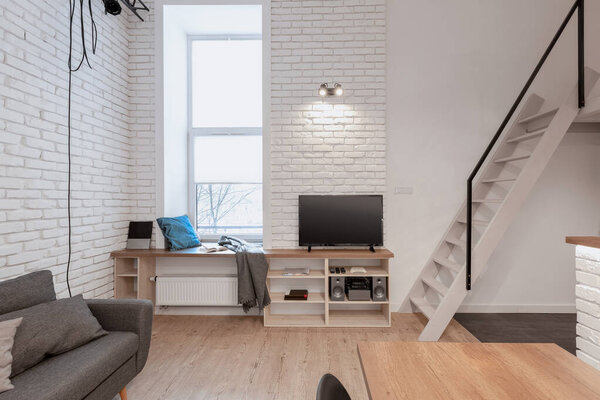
[466,0,585,290]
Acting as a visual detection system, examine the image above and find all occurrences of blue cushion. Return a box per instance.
[156,215,201,250]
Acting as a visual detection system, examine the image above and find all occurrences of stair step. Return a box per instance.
[433,257,462,273]
[518,108,558,124]
[445,237,466,248]
[410,296,435,319]
[481,177,517,184]
[422,276,449,296]
[457,218,489,226]
[472,198,503,204]
[506,128,546,143]
[494,153,531,163]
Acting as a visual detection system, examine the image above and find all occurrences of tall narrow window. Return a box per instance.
[189,36,262,239]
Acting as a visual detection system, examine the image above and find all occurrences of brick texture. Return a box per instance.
[126,1,157,245]
[270,0,387,247]
[0,1,132,298]
[0,0,387,296]
[576,246,600,370]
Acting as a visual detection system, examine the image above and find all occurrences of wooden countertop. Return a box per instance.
[357,342,600,400]
[566,236,600,249]
[111,247,394,259]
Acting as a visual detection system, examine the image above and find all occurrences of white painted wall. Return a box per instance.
[461,130,600,312]
[3,0,598,312]
[388,0,600,311]
[162,8,189,217]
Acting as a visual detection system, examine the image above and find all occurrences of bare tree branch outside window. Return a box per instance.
[196,183,262,235]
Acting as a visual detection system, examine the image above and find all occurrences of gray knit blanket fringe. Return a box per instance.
[218,236,271,313]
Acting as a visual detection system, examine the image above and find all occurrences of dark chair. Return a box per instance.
[316,373,351,400]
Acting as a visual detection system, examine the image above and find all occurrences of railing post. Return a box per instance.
[466,181,472,290]
[578,0,585,108]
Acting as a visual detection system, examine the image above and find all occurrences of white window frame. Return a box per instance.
[187,34,263,242]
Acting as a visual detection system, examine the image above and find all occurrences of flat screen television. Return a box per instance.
[299,195,383,248]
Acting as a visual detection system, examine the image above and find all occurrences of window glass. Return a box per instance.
[191,39,262,128]
[195,183,262,236]
[194,135,262,183]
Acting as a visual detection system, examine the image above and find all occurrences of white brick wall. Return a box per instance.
[575,245,600,370]
[0,1,132,298]
[125,0,387,248]
[1,0,387,296]
[270,0,387,247]
[126,1,157,241]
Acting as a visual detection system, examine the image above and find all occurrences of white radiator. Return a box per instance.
[155,275,238,306]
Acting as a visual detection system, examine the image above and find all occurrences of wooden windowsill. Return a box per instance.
[565,236,600,250]
[111,247,394,259]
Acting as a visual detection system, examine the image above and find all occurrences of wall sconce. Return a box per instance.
[319,83,343,97]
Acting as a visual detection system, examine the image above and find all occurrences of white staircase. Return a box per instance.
[404,69,600,342]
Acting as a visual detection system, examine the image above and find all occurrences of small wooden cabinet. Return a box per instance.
[111,247,394,328]
[113,255,156,303]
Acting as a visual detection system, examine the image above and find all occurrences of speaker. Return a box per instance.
[371,277,387,301]
[329,277,345,301]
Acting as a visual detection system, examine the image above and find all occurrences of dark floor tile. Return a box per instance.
[454,313,576,355]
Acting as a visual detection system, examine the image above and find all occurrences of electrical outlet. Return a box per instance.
[394,186,413,195]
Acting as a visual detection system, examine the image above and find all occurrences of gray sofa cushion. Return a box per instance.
[0,295,107,377]
[1,331,138,400]
[0,271,56,315]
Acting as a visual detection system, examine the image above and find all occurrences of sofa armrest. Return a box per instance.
[86,299,153,373]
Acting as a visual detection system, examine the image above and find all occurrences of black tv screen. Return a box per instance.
[299,195,383,247]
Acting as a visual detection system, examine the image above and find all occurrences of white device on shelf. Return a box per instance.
[350,266,367,274]
[283,267,310,276]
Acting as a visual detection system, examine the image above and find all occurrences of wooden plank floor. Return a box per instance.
[127,313,477,400]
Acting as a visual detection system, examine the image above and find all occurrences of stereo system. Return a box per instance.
[329,276,387,302]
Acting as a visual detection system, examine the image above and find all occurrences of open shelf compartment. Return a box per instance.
[327,307,390,327]
[326,265,388,277]
[270,292,325,303]
[267,269,325,279]
[264,313,326,327]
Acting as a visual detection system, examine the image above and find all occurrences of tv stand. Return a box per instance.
[264,247,394,328]
[369,245,375,253]
[307,245,311,253]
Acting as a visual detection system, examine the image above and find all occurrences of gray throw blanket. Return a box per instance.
[218,236,271,313]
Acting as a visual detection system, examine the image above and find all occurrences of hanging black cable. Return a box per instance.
[66,0,98,297]
[64,0,148,296]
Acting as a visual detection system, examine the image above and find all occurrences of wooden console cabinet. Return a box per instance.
[111,247,394,328]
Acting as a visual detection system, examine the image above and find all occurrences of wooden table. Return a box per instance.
[357,342,600,400]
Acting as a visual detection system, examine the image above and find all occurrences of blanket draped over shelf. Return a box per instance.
[218,236,271,312]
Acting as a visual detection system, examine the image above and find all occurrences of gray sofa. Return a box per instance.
[0,271,153,400]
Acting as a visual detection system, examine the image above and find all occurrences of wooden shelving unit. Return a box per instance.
[112,247,393,328]
[263,248,393,328]
[113,256,156,302]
